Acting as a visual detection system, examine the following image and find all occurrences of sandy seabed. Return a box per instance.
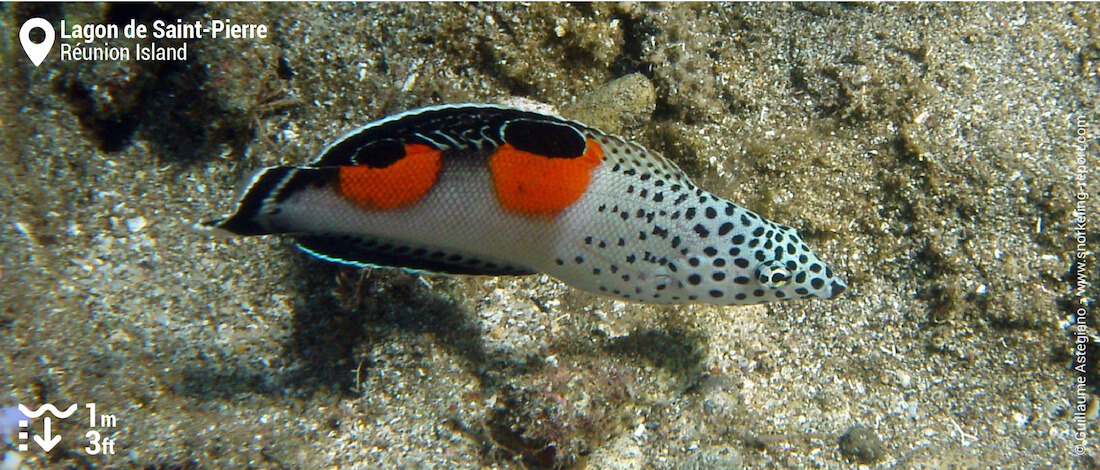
[1,3,1097,469]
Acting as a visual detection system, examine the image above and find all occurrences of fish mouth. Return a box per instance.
[811,279,847,299]
[827,280,847,298]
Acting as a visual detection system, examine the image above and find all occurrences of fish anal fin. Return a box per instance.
[295,235,535,276]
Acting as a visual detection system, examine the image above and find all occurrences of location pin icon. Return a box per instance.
[20,18,55,67]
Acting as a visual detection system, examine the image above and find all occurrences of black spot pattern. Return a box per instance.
[560,124,843,305]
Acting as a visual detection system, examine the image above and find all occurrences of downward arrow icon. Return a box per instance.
[34,417,62,452]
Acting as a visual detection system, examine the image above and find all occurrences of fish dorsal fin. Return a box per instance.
[295,234,536,276]
[310,104,583,167]
[308,104,694,189]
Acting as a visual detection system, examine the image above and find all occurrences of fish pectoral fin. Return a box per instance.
[295,235,536,276]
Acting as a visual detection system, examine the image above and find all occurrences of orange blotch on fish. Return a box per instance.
[338,143,442,210]
[489,139,603,217]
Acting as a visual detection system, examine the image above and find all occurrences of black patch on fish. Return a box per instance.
[502,119,586,158]
[295,235,536,276]
[321,138,424,169]
[346,139,408,168]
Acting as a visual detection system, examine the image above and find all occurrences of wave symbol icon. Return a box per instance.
[18,404,78,419]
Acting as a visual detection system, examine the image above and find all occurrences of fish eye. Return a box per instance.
[756,261,791,288]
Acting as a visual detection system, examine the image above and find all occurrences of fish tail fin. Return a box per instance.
[195,166,335,236]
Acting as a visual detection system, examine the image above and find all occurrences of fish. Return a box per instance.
[199,104,846,305]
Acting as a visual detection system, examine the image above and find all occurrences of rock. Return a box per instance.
[561,73,656,135]
[838,424,886,464]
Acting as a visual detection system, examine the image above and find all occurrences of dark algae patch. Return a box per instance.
[1,3,1095,468]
